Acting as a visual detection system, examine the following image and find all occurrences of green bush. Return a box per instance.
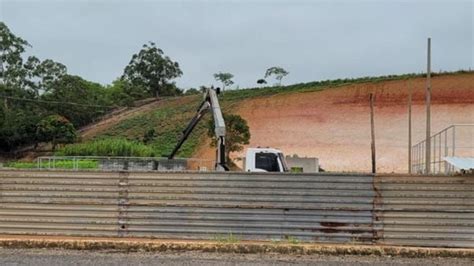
[56,138,155,157]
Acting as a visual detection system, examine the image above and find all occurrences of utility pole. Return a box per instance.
[425,38,432,174]
[370,93,376,174]
[408,80,413,174]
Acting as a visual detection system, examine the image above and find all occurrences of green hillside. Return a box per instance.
[61,70,472,158]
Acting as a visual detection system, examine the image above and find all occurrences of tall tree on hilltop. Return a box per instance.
[122,42,182,98]
[213,72,234,91]
[265,66,289,86]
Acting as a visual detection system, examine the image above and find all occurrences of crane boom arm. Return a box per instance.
[168,87,228,171]
[167,100,210,160]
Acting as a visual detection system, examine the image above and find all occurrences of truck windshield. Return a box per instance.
[255,152,280,172]
[278,153,290,172]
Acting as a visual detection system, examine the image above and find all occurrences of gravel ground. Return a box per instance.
[0,248,472,266]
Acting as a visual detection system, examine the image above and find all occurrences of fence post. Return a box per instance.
[438,133,441,173]
[370,93,376,174]
[425,37,432,174]
[444,131,448,174]
[408,80,412,174]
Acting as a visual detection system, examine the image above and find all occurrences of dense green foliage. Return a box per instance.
[0,22,182,152]
[0,22,112,151]
[36,115,77,150]
[122,42,183,98]
[56,138,155,157]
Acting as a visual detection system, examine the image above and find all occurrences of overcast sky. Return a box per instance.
[1,0,472,89]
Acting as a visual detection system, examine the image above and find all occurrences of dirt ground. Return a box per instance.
[194,73,474,173]
[1,248,472,266]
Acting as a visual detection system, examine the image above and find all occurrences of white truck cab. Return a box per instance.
[244,148,289,172]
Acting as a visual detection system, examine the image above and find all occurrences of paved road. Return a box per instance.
[0,248,472,266]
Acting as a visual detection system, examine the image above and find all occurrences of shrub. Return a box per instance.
[56,138,155,157]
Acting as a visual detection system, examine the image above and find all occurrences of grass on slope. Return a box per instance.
[56,138,155,157]
[92,96,207,158]
[221,70,473,102]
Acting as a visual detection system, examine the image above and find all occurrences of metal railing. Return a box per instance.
[35,156,216,172]
[411,124,474,174]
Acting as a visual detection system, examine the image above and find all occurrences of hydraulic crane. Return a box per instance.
[168,87,229,171]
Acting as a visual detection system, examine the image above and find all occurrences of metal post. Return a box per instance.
[370,93,376,174]
[433,135,436,173]
[408,80,413,174]
[444,131,448,174]
[421,142,425,174]
[452,126,456,157]
[415,144,418,173]
[438,133,441,173]
[425,37,432,174]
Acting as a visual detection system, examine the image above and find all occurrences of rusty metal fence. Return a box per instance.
[0,170,472,248]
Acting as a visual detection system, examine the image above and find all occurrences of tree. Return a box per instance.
[207,113,251,162]
[42,75,110,127]
[257,79,267,85]
[106,79,148,106]
[23,57,67,96]
[264,66,289,86]
[36,115,77,151]
[213,72,234,91]
[0,23,66,94]
[122,42,182,98]
[0,22,30,88]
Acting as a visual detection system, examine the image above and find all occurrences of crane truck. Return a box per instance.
[168,87,289,172]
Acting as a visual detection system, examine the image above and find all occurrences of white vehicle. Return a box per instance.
[244,147,289,172]
[169,87,289,172]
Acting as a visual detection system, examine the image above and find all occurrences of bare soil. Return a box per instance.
[195,73,474,173]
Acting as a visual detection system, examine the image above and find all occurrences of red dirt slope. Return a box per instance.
[194,73,474,173]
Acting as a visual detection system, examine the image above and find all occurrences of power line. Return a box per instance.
[0,95,116,109]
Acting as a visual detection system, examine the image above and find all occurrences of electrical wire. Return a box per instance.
[0,95,116,109]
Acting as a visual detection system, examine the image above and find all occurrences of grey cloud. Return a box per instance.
[1,0,472,88]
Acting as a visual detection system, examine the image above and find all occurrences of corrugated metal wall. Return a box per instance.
[0,170,472,247]
[375,175,474,248]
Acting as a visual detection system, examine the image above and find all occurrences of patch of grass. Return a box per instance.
[213,232,240,243]
[4,160,98,169]
[285,236,300,244]
[270,238,282,244]
[56,138,155,157]
[3,161,38,169]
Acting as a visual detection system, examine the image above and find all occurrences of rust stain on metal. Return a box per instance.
[320,222,347,227]
[372,175,383,242]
